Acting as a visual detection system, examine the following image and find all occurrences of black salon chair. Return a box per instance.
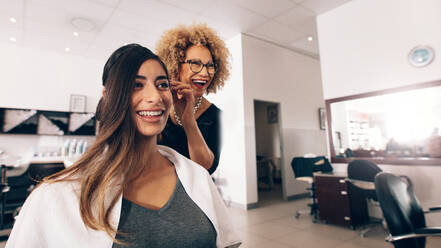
[347,159,414,237]
[1,163,65,228]
[291,156,333,222]
[0,165,32,231]
[347,160,381,198]
[27,163,65,183]
[346,159,383,237]
[375,172,441,248]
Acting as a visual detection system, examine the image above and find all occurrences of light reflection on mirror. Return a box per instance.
[330,84,441,160]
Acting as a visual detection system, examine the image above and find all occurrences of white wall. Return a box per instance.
[209,34,327,207]
[0,42,103,157]
[318,0,441,100]
[0,42,103,111]
[206,34,248,208]
[318,0,441,224]
[241,34,327,202]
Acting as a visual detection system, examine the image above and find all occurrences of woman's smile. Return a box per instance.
[136,109,166,123]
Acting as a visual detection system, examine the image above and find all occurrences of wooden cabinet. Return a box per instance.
[315,174,369,228]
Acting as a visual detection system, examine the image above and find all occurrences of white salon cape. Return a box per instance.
[6,145,241,248]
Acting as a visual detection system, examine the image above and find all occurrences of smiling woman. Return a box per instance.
[130,60,172,137]
[5,44,240,248]
[156,23,231,174]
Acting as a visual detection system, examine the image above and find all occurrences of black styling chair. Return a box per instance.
[347,159,413,237]
[375,172,441,248]
[291,156,333,222]
[0,165,11,241]
[346,159,383,237]
[1,165,10,229]
[1,163,65,228]
[27,163,65,183]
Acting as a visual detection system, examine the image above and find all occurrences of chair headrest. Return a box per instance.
[291,156,333,178]
[347,159,381,182]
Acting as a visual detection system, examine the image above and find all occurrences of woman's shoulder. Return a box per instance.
[198,103,221,123]
[158,146,209,174]
[31,180,81,203]
[206,103,221,114]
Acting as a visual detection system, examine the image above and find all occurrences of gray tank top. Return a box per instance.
[112,178,217,248]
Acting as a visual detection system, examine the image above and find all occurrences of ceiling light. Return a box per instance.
[70,17,96,32]
[73,32,79,36]
[307,36,313,41]
[65,47,71,52]
[10,37,16,42]
[9,17,17,23]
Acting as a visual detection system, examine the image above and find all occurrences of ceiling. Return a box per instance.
[1,0,352,60]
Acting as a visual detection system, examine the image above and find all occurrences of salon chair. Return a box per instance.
[291,156,333,222]
[27,163,65,183]
[1,162,65,229]
[375,172,441,248]
[0,164,32,230]
[347,159,413,237]
[346,159,383,237]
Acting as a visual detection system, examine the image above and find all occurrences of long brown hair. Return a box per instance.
[44,44,169,241]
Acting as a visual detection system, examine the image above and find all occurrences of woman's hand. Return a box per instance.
[170,80,196,127]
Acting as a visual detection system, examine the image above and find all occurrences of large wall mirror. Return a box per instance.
[326,80,441,165]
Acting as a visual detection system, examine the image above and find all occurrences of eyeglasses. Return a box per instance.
[183,59,217,75]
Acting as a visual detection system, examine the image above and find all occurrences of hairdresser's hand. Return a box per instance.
[170,80,196,127]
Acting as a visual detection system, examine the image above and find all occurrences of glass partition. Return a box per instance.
[326,81,441,165]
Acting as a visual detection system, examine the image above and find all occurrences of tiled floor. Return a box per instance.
[229,188,441,248]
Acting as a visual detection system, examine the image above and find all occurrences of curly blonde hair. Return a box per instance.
[155,23,230,94]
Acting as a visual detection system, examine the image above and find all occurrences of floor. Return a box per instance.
[230,184,441,248]
[1,186,441,247]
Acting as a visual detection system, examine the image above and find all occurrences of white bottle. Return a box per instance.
[62,139,70,157]
[76,140,83,155]
[68,139,77,157]
[82,141,88,154]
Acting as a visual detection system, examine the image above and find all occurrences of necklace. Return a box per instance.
[174,97,203,126]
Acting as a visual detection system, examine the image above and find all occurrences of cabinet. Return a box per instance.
[315,174,369,228]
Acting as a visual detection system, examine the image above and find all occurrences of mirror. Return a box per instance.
[326,81,441,165]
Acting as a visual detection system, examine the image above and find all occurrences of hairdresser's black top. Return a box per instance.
[159,104,221,175]
[112,178,217,248]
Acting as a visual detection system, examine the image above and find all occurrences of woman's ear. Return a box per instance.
[102,88,106,98]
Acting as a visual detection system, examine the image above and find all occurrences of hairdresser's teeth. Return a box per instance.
[138,111,162,116]
[192,80,207,84]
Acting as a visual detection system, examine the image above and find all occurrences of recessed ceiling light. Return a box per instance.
[73,32,79,36]
[307,36,313,41]
[65,47,71,52]
[9,17,17,23]
[10,37,16,42]
[70,17,96,32]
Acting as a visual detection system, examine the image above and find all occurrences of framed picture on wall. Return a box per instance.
[319,107,326,130]
[267,105,278,124]
[70,95,86,113]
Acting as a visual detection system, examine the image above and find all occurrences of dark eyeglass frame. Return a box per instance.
[183,59,218,75]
